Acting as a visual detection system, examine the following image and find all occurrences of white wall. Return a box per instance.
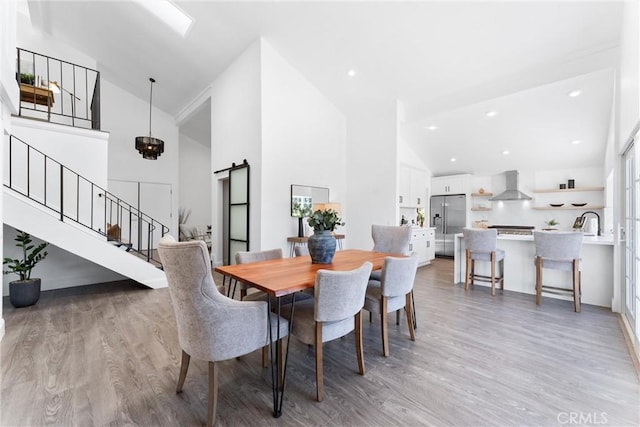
[346,101,399,250]
[210,40,262,264]
[16,9,97,73]
[101,78,180,237]
[0,0,20,340]
[179,133,211,228]
[617,0,640,149]
[261,39,347,254]
[11,117,109,187]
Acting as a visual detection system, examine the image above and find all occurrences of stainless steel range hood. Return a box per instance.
[489,170,532,201]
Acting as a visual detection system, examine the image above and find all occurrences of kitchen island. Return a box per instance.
[453,233,614,307]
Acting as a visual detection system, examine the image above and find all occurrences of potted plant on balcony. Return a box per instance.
[19,72,35,85]
[3,231,48,308]
[307,208,344,264]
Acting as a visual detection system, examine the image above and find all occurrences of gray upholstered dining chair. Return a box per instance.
[370,224,412,281]
[281,262,373,402]
[234,248,283,300]
[364,253,419,356]
[294,246,310,256]
[533,231,584,312]
[158,236,289,427]
[463,228,505,296]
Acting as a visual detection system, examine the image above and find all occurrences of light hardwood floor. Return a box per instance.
[2,258,638,426]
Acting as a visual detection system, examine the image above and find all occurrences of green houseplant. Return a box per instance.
[307,209,344,264]
[19,72,35,85]
[3,231,48,307]
[544,219,559,230]
[307,208,344,232]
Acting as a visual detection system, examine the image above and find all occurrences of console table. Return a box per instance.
[20,83,54,120]
[287,234,345,257]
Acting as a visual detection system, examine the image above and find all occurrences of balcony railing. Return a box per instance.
[4,135,169,265]
[16,48,100,130]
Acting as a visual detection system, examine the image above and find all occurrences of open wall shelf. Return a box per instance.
[533,187,604,193]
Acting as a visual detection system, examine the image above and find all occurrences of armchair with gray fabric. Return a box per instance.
[157,236,289,427]
[234,248,283,300]
[281,262,373,402]
[294,246,310,256]
[370,224,412,281]
[364,253,419,356]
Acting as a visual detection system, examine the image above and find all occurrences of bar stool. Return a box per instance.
[533,231,583,312]
[463,228,505,296]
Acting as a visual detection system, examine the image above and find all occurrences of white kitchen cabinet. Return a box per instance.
[431,174,471,195]
[399,166,411,206]
[399,165,427,207]
[409,227,435,266]
[411,168,427,208]
[426,227,435,261]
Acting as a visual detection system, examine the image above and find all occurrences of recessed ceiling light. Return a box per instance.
[485,111,497,118]
[568,90,582,97]
[572,140,582,145]
[425,125,438,131]
[450,157,456,162]
[347,69,356,77]
[502,150,510,155]
[133,0,193,37]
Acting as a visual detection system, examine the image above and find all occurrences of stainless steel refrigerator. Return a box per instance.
[430,194,466,257]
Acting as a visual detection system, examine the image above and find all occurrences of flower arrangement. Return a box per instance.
[307,209,344,232]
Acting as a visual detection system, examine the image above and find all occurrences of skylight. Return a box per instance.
[134,0,194,37]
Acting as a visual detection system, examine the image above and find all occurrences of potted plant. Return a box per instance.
[544,219,559,231]
[307,209,345,264]
[3,231,48,308]
[19,72,35,85]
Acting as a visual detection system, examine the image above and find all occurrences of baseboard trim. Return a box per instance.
[618,314,640,380]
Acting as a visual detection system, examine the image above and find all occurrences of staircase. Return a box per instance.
[4,133,168,289]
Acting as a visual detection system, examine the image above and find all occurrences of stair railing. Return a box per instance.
[4,135,169,265]
[17,48,100,130]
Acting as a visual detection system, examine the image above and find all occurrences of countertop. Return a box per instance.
[455,232,614,246]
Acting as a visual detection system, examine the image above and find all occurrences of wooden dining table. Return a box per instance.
[214,249,402,418]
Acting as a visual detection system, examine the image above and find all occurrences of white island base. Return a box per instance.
[453,233,614,308]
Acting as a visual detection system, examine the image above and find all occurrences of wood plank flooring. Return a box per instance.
[2,258,638,426]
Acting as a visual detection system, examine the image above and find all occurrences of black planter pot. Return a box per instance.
[308,230,337,264]
[9,278,41,308]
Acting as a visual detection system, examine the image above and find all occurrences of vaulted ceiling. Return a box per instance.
[24,1,625,176]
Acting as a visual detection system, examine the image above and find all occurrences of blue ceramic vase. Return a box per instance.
[308,230,336,264]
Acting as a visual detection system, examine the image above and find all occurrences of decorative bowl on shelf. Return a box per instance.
[571,202,587,207]
[549,203,564,207]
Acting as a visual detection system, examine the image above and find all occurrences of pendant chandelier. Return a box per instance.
[135,77,165,160]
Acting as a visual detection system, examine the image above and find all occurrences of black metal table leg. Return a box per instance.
[266,292,296,417]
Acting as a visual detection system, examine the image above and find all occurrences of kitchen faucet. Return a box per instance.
[580,211,601,236]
